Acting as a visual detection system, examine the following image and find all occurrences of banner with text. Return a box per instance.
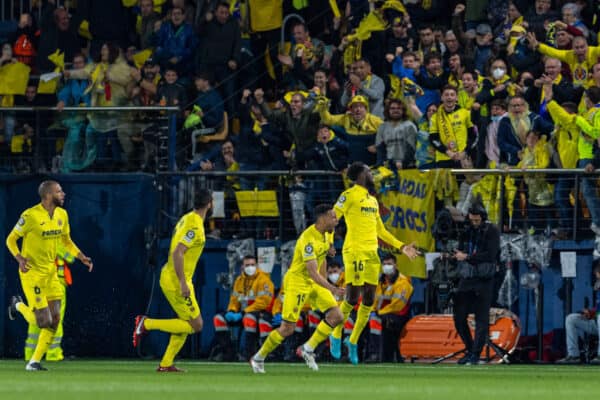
[380,169,435,278]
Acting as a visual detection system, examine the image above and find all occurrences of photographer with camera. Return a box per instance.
[452,202,500,365]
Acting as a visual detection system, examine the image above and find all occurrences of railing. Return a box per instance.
[0,106,179,173]
[156,168,600,243]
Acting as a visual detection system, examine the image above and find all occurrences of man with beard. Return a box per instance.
[497,94,553,166]
[133,189,212,372]
[429,85,477,169]
[250,204,345,373]
[375,99,418,170]
[329,162,420,365]
[6,180,93,371]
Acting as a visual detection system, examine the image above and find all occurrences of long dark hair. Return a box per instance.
[93,42,120,64]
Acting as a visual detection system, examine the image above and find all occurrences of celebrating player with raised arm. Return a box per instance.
[250,204,345,373]
[329,162,420,364]
[6,180,93,371]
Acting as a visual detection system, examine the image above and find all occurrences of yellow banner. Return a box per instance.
[235,190,280,217]
[379,169,435,278]
[0,62,30,95]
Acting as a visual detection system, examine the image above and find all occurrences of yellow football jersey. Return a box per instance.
[286,224,330,286]
[335,184,403,253]
[161,211,206,289]
[10,204,79,275]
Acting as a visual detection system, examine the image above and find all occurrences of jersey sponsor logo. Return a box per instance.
[360,206,377,214]
[18,217,25,226]
[183,230,195,243]
[41,229,62,237]
[335,195,346,207]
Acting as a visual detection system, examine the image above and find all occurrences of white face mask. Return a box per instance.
[328,272,341,284]
[244,266,257,276]
[492,68,506,80]
[382,264,396,275]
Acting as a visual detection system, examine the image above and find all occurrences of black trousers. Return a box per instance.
[452,279,494,356]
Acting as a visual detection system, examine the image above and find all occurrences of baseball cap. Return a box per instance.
[475,23,492,35]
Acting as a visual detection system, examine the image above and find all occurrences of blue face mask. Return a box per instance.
[491,115,502,123]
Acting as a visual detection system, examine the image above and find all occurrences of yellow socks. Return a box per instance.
[256,329,284,360]
[30,328,54,363]
[305,321,334,351]
[17,303,36,325]
[331,301,353,339]
[144,318,195,334]
[349,304,373,344]
[159,333,188,368]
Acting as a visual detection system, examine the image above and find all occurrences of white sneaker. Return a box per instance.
[296,345,319,371]
[591,223,600,236]
[250,356,265,374]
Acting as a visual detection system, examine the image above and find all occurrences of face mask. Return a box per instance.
[491,115,501,123]
[244,266,256,276]
[328,272,340,284]
[382,264,396,275]
[492,68,505,80]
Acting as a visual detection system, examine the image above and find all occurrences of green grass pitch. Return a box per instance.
[0,360,599,400]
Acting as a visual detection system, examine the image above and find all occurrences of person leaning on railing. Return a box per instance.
[544,81,600,236]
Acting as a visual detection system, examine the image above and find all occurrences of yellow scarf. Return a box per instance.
[436,106,459,150]
[509,114,531,145]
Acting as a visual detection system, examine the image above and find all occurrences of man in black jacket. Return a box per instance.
[197,2,242,117]
[452,202,500,365]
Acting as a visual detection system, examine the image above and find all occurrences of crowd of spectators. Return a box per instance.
[1,0,600,237]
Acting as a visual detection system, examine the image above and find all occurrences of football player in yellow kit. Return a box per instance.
[330,162,420,364]
[133,189,212,372]
[250,204,345,373]
[6,180,93,371]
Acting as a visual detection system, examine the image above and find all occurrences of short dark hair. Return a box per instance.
[347,161,367,181]
[193,188,212,209]
[561,102,578,113]
[468,198,488,221]
[217,1,230,10]
[327,260,342,270]
[195,71,214,84]
[314,204,332,220]
[461,69,478,81]
[424,52,442,65]
[490,99,507,110]
[243,254,257,263]
[441,84,458,94]
[381,252,395,263]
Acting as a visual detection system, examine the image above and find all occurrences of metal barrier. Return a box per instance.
[0,106,178,173]
[156,168,600,243]
[156,170,344,242]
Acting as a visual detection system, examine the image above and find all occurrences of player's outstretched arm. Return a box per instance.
[375,213,404,249]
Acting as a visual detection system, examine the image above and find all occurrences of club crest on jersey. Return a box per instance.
[336,195,346,207]
[57,219,62,226]
[304,244,314,256]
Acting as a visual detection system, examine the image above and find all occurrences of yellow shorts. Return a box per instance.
[160,275,201,321]
[282,275,338,323]
[343,250,381,286]
[19,269,63,310]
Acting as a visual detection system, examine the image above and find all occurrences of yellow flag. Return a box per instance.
[0,62,30,95]
[38,50,64,94]
[235,190,280,217]
[348,11,387,42]
[379,169,435,278]
[329,0,341,18]
[133,49,153,69]
[79,20,92,40]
